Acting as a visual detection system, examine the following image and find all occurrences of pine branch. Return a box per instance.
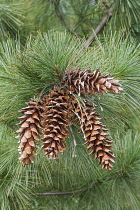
[84,2,113,47]
[37,166,134,197]
[36,188,87,196]
[52,0,79,38]
[84,12,112,47]
[36,177,113,196]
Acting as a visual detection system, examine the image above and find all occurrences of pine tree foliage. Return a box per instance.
[0,0,23,40]
[1,124,140,209]
[0,1,140,210]
[0,31,140,209]
[0,0,140,42]
[0,31,139,127]
[110,0,140,35]
[24,0,140,41]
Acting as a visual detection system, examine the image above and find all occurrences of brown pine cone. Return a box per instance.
[16,99,42,165]
[72,100,115,170]
[62,67,123,95]
[41,88,73,159]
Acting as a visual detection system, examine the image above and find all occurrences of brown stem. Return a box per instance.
[83,12,112,47]
[36,187,88,196]
[36,177,114,196]
[53,0,79,38]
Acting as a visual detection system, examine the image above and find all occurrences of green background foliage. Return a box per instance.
[0,0,140,209]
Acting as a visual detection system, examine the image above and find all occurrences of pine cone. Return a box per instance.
[72,100,115,170]
[62,67,123,95]
[16,66,123,170]
[16,99,42,165]
[41,88,73,159]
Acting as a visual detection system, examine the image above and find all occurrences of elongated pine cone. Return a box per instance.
[17,67,123,170]
[41,88,73,159]
[62,67,123,95]
[72,100,115,170]
[16,99,42,165]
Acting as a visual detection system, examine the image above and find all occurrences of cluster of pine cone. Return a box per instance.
[16,67,122,170]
